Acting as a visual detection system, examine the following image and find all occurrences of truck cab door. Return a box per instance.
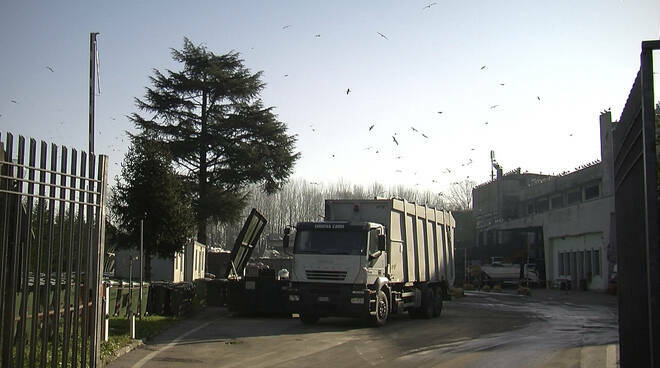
[367,229,387,280]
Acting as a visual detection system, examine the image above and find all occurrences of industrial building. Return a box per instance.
[472,112,615,290]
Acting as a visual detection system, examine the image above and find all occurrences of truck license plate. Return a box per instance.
[318,296,329,302]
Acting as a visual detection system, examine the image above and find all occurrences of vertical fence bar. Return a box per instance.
[40,143,58,367]
[61,149,77,368]
[51,147,67,368]
[28,141,45,367]
[89,155,106,368]
[640,41,659,368]
[71,152,87,368]
[1,133,16,367]
[0,137,6,367]
[16,137,33,367]
[80,154,95,367]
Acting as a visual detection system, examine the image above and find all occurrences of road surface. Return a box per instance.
[108,289,618,368]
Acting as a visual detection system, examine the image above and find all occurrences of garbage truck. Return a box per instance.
[285,198,455,326]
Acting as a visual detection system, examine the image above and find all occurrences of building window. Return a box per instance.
[584,184,600,200]
[565,252,571,275]
[585,250,592,276]
[536,198,549,213]
[593,250,601,276]
[558,252,564,275]
[567,190,581,205]
[551,195,563,209]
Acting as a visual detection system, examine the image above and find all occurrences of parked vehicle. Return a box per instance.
[480,262,539,286]
[286,199,455,326]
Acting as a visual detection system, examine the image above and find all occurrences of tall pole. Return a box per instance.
[88,32,99,155]
[139,219,144,319]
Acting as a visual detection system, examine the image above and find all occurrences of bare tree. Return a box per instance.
[445,179,476,211]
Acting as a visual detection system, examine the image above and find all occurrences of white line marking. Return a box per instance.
[132,321,212,368]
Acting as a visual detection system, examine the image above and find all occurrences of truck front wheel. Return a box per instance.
[300,313,320,325]
[370,290,389,327]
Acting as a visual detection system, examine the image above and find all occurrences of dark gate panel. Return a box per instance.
[0,132,108,368]
[613,40,659,368]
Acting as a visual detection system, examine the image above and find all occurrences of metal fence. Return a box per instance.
[613,40,659,368]
[0,132,108,368]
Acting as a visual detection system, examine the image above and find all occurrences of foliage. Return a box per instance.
[445,179,476,211]
[517,286,531,296]
[110,136,195,264]
[492,283,502,292]
[449,287,465,297]
[482,284,491,292]
[130,38,299,243]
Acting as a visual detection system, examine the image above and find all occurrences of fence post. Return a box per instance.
[103,283,109,342]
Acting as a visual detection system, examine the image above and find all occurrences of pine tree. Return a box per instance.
[131,38,299,243]
[110,136,195,279]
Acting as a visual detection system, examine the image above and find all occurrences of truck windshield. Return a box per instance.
[294,230,366,255]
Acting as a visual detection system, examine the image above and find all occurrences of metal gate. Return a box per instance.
[613,40,659,368]
[0,132,108,367]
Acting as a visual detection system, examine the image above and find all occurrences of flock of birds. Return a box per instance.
[272,10,569,190]
[2,4,602,188]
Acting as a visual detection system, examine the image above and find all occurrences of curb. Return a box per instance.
[101,307,229,367]
[102,339,145,367]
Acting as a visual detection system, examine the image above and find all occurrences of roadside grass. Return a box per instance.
[100,315,179,363]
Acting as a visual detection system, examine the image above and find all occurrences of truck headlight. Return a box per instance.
[289,294,300,302]
[350,297,364,304]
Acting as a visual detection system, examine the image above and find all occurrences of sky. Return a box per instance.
[1,1,659,195]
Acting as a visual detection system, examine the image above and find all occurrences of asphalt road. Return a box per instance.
[107,289,618,368]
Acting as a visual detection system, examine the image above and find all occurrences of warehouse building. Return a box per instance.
[472,112,615,290]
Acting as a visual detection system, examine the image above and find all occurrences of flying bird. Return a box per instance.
[368,124,375,131]
[46,66,54,72]
[499,83,505,86]
[437,111,443,114]
[421,133,429,139]
[314,34,321,38]
[346,88,351,95]
[490,105,499,109]
[484,121,489,125]
[422,2,437,10]
[284,74,289,77]
[410,126,419,133]
[537,96,542,101]
[392,136,399,146]
[282,25,292,29]
[10,100,18,104]
[377,32,389,40]
[480,65,487,70]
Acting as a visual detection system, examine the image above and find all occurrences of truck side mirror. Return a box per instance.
[378,234,386,251]
[283,227,291,249]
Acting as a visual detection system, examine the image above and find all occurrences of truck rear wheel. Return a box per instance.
[370,290,389,327]
[432,287,443,317]
[420,288,434,319]
[300,313,320,325]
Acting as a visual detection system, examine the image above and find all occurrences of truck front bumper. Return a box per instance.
[288,283,372,318]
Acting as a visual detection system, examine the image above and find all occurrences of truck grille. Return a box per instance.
[305,270,347,281]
